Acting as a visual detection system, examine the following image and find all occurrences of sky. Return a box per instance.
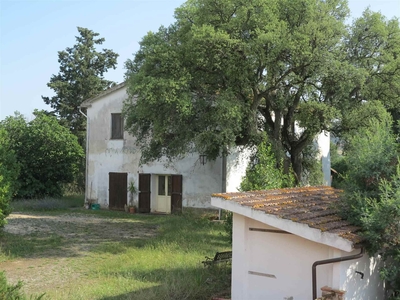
[0,0,399,121]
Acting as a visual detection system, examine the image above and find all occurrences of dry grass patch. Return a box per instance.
[0,201,231,300]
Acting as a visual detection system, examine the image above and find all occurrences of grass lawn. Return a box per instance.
[0,196,231,300]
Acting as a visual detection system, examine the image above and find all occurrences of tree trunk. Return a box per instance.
[290,149,302,185]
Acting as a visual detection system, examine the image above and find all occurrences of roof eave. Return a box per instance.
[80,82,126,107]
[211,196,355,252]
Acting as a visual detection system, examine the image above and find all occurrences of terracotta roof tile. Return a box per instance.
[212,186,361,245]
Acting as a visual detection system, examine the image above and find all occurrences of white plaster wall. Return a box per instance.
[339,252,385,300]
[86,87,140,207]
[225,147,252,193]
[140,155,224,208]
[315,131,331,186]
[231,213,385,300]
[232,214,334,300]
[86,86,240,208]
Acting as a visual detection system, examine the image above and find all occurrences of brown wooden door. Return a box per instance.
[139,173,151,213]
[109,172,127,210]
[171,175,182,213]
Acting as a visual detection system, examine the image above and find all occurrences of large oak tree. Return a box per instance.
[124,0,400,183]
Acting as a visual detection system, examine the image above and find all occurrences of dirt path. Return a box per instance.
[0,211,158,295]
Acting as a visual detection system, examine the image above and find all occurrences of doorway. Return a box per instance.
[156,175,172,213]
[109,172,127,210]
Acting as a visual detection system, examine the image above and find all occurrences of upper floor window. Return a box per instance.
[111,113,124,139]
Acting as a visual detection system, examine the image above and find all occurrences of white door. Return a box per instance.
[156,175,171,213]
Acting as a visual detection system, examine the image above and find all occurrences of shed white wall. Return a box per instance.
[85,86,250,209]
[231,213,385,300]
[232,214,334,300]
[338,253,385,300]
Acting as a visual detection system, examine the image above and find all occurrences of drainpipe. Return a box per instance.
[312,247,364,300]
[219,154,227,220]
[222,153,227,193]
[78,106,89,204]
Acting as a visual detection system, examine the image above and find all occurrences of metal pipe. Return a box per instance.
[78,106,89,204]
[312,247,364,300]
[219,154,227,220]
[78,106,87,118]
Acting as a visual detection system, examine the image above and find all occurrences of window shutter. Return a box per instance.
[171,175,182,213]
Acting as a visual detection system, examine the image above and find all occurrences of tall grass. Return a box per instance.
[0,202,231,300]
[0,271,45,300]
[10,195,84,211]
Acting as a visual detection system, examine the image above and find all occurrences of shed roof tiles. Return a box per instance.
[212,186,362,245]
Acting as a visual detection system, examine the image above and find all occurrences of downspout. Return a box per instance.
[78,106,89,204]
[312,247,365,300]
[219,154,227,220]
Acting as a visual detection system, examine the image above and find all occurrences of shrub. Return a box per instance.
[240,141,294,192]
[0,111,83,198]
[0,271,45,300]
[225,141,295,243]
[301,142,324,186]
[334,118,398,197]
[340,166,400,299]
[223,210,233,243]
[337,116,400,299]
[0,127,19,227]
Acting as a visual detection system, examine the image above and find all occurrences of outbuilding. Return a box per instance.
[211,186,385,300]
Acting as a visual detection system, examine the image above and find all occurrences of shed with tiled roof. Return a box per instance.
[211,186,385,300]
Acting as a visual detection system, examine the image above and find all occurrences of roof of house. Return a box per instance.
[80,82,126,108]
[211,186,362,252]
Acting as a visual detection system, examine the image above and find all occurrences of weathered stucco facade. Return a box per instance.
[81,82,332,213]
[80,83,251,212]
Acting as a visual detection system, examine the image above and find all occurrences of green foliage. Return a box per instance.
[0,271,24,300]
[334,9,400,139]
[42,27,118,143]
[41,27,118,191]
[336,115,400,298]
[240,142,294,192]
[0,271,45,300]
[301,142,324,186]
[338,101,394,140]
[333,117,397,197]
[0,128,20,227]
[344,10,400,112]
[0,112,84,199]
[363,170,400,299]
[124,0,350,181]
[223,210,233,244]
[124,0,399,183]
[340,167,400,299]
[331,102,396,188]
[10,195,84,212]
[221,140,295,244]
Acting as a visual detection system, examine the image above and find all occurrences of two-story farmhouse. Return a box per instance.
[80,82,252,212]
[80,82,331,213]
